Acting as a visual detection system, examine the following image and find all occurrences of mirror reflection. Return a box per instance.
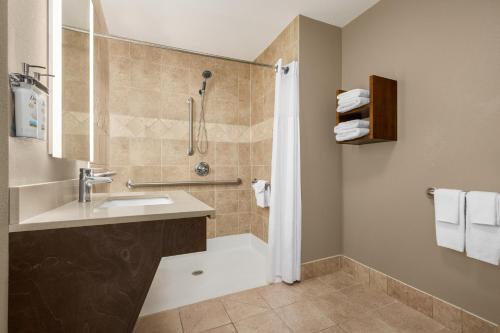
[61,0,90,161]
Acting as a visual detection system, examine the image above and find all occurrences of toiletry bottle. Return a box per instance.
[13,82,38,138]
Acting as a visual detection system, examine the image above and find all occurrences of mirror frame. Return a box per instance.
[48,0,94,162]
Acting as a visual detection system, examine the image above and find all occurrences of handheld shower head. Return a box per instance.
[199,70,212,95]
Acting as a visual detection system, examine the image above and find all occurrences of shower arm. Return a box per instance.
[187,97,194,156]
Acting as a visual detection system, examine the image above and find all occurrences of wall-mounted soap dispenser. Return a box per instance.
[9,63,53,140]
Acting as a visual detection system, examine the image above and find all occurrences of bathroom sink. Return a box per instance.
[98,196,174,209]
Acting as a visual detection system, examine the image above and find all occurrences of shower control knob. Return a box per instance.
[194,162,210,177]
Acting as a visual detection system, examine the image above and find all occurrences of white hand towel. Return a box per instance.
[434,188,462,224]
[467,191,499,226]
[337,97,370,113]
[335,128,369,142]
[252,180,270,208]
[334,119,370,134]
[337,89,370,100]
[435,190,465,252]
[466,201,500,265]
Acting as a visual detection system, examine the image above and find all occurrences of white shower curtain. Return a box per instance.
[268,59,301,284]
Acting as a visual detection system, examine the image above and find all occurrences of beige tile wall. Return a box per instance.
[93,29,110,167]
[62,29,90,161]
[248,17,299,242]
[63,27,110,166]
[104,37,253,238]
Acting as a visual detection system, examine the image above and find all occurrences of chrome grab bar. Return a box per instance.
[126,178,242,189]
[187,97,194,156]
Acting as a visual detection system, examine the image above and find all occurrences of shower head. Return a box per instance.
[199,70,212,95]
[202,70,212,80]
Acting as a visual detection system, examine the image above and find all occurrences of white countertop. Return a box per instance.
[9,191,215,233]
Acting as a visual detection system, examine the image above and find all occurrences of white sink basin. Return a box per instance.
[99,196,174,209]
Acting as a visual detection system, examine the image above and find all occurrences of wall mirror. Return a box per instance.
[49,0,108,164]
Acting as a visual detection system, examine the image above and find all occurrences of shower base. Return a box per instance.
[140,233,268,316]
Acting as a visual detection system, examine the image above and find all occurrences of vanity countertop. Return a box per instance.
[9,191,215,233]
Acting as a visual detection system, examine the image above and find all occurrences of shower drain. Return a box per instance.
[192,270,204,276]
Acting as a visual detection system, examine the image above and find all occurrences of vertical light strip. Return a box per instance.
[89,0,94,162]
[48,0,62,157]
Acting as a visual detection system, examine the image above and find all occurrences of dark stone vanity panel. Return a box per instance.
[162,217,206,256]
[9,217,207,333]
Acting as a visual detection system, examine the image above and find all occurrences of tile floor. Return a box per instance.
[134,271,453,333]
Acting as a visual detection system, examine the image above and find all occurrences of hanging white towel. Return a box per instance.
[434,190,465,252]
[466,197,500,265]
[252,180,270,208]
[467,191,499,226]
[337,97,370,113]
[337,88,370,100]
[334,118,370,134]
[434,188,462,224]
[336,128,369,142]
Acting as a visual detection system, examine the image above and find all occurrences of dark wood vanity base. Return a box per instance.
[9,217,207,333]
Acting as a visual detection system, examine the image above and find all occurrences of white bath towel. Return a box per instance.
[335,128,369,142]
[337,89,370,100]
[334,118,370,134]
[467,191,499,226]
[337,97,370,113]
[434,190,465,252]
[252,180,270,208]
[466,199,500,265]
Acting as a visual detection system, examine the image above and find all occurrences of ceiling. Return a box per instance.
[100,0,379,61]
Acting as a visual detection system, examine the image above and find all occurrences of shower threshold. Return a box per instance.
[140,233,268,316]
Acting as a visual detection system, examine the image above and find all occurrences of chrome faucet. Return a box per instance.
[79,168,116,202]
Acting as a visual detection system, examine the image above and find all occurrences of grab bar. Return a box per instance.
[126,178,242,189]
[187,97,194,156]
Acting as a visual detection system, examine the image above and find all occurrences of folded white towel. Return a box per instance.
[434,189,462,224]
[466,203,500,265]
[435,190,465,252]
[337,89,370,100]
[337,97,370,113]
[335,128,369,142]
[467,191,499,226]
[338,96,368,106]
[252,180,270,208]
[334,119,370,134]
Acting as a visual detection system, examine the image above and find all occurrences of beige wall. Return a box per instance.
[105,38,253,239]
[341,0,500,323]
[8,0,81,187]
[0,0,9,329]
[250,17,299,242]
[299,16,343,262]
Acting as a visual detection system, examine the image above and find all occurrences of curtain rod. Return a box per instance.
[63,25,274,69]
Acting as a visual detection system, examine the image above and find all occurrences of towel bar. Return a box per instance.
[427,187,436,197]
[127,178,242,189]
